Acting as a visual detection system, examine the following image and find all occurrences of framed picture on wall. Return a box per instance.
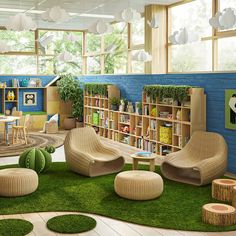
[23,92,37,106]
[225,90,236,130]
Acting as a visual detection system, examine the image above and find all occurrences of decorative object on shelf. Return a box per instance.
[0,41,11,53]
[119,99,125,112]
[23,92,37,106]
[151,107,157,117]
[176,109,182,120]
[143,85,191,103]
[116,7,141,23]
[20,78,29,87]
[169,28,199,45]
[7,91,15,101]
[121,126,130,133]
[225,89,236,130]
[28,78,38,87]
[127,102,134,113]
[57,51,73,62]
[88,20,112,35]
[160,124,172,145]
[66,32,80,42]
[35,78,42,87]
[12,78,19,87]
[209,8,236,30]
[133,50,152,62]
[136,102,142,115]
[0,82,6,88]
[19,147,52,174]
[110,97,120,111]
[147,14,159,29]
[41,6,70,22]
[57,74,83,123]
[5,13,37,31]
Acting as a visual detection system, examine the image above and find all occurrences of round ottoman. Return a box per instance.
[0,168,38,197]
[114,170,163,200]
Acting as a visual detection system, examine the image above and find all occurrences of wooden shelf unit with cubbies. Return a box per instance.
[84,85,206,158]
[142,87,206,156]
[0,87,19,114]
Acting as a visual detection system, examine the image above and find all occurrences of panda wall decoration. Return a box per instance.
[225,90,236,130]
[23,92,37,106]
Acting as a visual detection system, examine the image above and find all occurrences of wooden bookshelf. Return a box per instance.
[84,86,206,158]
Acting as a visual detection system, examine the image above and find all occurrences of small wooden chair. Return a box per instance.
[12,114,31,145]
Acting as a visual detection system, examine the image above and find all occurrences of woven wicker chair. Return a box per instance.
[64,127,125,177]
[161,131,228,186]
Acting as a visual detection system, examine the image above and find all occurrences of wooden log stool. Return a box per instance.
[202,203,236,226]
[212,179,236,202]
[231,186,236,208]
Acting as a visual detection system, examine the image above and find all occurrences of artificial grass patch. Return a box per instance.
[0,219,33,236]
[47,214,96,233]
[0,162,235,232]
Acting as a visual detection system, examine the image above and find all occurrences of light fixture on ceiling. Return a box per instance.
[209,8,236,30]
[42,6,70,22]
[133,50,152,62]
[0,41,11,53]
[116,7,141,23]
[88,20,112,35]
[5,13,37,31]
[169,28,199,45]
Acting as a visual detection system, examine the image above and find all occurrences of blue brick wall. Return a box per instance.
[78,73,236,174]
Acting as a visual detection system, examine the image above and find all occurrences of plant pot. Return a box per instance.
[64,117,76,130]
[111,105,118,111]
[76,121,84,128]
[138,109,142,115]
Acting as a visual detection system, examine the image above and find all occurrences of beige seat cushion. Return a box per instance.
[0,168,38,197]
[114,170,163,200]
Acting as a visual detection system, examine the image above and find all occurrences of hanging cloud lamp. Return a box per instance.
[41,6,70,22]
[169,28,198,45]
[88,20,112,35]
[5,13,37,31]
[133,50,152,62]
[116,8,141,23]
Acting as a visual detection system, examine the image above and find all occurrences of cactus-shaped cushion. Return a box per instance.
[19,148,52,173]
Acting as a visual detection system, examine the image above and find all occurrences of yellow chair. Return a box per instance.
[12,114,31,145]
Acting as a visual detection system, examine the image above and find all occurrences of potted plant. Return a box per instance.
[136,102,142,115]
[57,74,83,130]
[109,97,120,111]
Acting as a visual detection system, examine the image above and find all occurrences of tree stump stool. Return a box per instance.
[231,186,236,208]
[202,203,236,226]
[212,179,236,202]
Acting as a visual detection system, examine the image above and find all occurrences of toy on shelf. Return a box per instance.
[7,91,15,101]
[127,102,134,113]
[20,79,29,87]
[12,78,19,87]
[121,126,130,133]
[0,82,6,88]
[151,107,157,117]
[119,99,125,112]
[160,123,172,145]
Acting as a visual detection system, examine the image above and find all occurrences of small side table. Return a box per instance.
[131,154,157,172]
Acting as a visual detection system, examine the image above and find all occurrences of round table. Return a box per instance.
[131,153,157,172]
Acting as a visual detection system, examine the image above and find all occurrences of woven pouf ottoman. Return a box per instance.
[114,170,163,200]
[0,168,38,197]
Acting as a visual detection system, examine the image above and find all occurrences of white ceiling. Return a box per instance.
[0,0,182,30]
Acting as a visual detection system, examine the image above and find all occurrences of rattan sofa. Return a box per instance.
[161,131,228,186]
[64,127,125,177]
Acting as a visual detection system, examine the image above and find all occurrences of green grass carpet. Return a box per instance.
[47,214,96,233]
[0,219,33,236]
[0,162,235,232]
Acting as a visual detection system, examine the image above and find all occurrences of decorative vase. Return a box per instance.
[64,117,76,130]
[111,105,118,111]
[21,79,29,87]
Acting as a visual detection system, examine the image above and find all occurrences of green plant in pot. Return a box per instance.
[109,97,120,111]
[57,74,83,129]
[136,102,142,115]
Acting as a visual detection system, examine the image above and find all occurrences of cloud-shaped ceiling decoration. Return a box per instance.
[57,51,73,62]
[0,41,11,53]
[116,8,141,23]
[133,50,152,62]
[66,33,80,42]
[5,13,37,31]
[42,6,70,22]
[209,8,236,30]
[88,20,112,35]
[169,28,199,45]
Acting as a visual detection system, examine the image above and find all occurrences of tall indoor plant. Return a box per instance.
[57,74,83,129]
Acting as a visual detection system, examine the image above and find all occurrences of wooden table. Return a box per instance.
[0,116,20,145]
[131,153,157,172]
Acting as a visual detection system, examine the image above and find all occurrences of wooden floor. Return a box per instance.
[0,136,235,236]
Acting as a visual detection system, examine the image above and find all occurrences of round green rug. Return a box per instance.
[47,214,96,233]
[0,162,235,232]
[0,219,33,236]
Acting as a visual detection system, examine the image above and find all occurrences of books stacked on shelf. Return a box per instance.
[137,138,143,149]
[100,111,105,119]
[150,120,156,130]
[144,105,149,116]
[85,115,92,123]
[120,114,130,123]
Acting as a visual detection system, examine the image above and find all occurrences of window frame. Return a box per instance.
[167,0,236,73]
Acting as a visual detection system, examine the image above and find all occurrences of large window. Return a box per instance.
[168,0,236,72]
